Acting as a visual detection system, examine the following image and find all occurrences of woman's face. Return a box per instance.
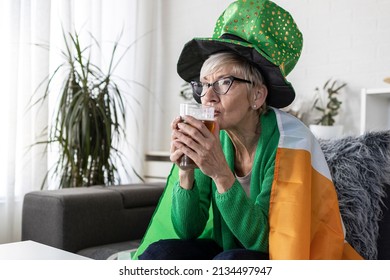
[200,65,265,131]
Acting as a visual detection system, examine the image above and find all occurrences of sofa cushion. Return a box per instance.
[22,186,125,252]
[109,183,165,209]
[77,240,141,260]
[319,130,390,260]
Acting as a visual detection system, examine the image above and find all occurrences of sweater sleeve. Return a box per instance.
[215,156,275,252]
[171,172,212,239]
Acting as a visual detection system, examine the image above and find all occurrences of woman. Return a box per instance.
[135,0,362,260]
[154,52,272,259]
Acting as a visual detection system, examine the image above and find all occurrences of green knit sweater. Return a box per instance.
[171,109,280,253]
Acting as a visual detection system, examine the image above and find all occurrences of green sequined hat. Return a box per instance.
[177,0,303,108]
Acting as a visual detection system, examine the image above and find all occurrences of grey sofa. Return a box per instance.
[22,182,165,259]
[22,130,390,259]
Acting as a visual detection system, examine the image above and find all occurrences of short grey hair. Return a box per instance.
[200,52,267,115]
[200,52,264,89]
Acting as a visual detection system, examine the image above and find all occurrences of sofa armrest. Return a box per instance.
[22,183,164,253]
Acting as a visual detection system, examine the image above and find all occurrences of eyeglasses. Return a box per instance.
[190,76,253,97]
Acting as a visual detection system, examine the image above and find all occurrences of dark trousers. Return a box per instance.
[138,239,269,260]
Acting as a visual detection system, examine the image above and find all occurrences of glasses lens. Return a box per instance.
[214,77,233,95]
[190,81,203,96]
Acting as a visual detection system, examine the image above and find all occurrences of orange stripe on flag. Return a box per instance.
[269,147,345,259]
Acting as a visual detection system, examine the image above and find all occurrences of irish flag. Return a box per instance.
[133,108,362,260]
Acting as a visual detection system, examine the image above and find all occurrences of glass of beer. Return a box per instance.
[178,103,215,170]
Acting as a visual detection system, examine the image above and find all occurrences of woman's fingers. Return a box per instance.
[178,116,214,143]
[170,143,184,163]
[170,116,182,133]
[170,115,219,172]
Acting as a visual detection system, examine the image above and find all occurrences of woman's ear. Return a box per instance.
[254,84,268,107]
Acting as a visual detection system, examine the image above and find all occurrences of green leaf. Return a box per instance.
[312,78,346,127]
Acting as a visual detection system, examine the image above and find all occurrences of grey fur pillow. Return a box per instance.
[319,130,390,260]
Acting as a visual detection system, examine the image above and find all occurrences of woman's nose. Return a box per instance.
[202,86,219,104]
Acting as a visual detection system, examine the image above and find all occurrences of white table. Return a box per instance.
[0,240,90,260]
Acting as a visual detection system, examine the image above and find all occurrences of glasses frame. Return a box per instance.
[190,76,253,98]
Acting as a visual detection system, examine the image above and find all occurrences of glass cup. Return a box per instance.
[178,103,215,170]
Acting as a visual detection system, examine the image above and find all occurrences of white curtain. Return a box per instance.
[0,0,156,244]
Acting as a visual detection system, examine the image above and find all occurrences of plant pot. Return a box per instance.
[309,125,343,140]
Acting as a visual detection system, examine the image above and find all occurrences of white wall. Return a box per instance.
[147,0,229,152]
[147,0,390,152]
[278,0,390,135]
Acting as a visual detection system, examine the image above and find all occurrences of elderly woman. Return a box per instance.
[135,0,362,260]
[167,52,271,260]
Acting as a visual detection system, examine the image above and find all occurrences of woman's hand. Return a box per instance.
[170,116,185,165]
[170,116,195,189]
[170,115,235,193]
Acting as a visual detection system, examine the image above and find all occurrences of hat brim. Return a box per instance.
[177,38,295,108]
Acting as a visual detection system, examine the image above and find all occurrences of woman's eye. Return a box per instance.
[220,79,231,86]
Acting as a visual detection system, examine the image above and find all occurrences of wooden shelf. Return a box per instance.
[144,151,171,183]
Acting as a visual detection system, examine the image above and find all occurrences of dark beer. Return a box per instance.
[179,119,215,170]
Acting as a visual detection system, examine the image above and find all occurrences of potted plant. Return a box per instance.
[34,30,139,188]
[309,79,347,139]
[179,82,193,100]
